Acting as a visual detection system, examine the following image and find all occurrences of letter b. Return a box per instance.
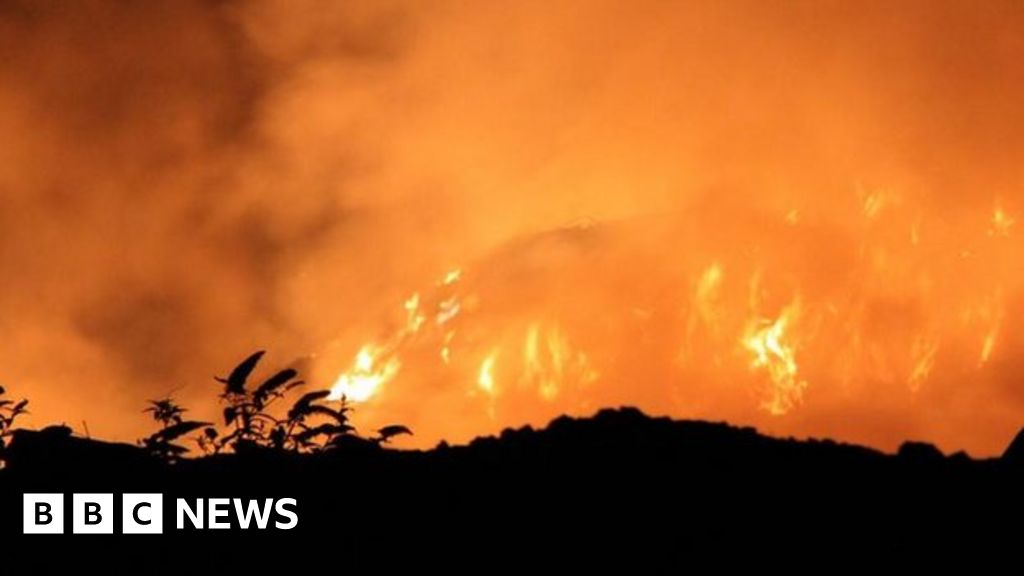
[23,494,64,534]
[73,494,113,534]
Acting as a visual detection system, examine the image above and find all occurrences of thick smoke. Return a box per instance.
[0,0,1022,453]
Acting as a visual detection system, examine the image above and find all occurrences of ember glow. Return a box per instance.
[2,1,1024,456]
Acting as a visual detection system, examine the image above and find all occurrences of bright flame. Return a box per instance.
[742,299,806,415]
[436,297,461,325]
[404,293,426,333]
[320,190,1024,455]
[440,330,455,364]
[329,345,401,402]
[478,350,498,394]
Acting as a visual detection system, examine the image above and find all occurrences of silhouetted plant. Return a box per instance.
[214,350,307,452]
[140,397,211,462]
[210,350,411,454]
[285,391,356,452]
[374,425,413,445]
[0,385,29,466]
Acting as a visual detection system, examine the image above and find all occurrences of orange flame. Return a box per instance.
[328,345,401,402]
[522,323,599,402]
[478,350,498,395]
[742,299,807,415]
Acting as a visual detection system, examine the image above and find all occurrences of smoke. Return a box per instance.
[0,0,1022,454]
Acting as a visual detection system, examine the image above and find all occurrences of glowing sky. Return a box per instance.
[1,0,1023,455]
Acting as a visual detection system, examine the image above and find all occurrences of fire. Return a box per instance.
[440,330,456,364]
[442,268,463,286]
[404,293,426,333]
[478,351,498,395]
[316,189,1024,456]
[975,292,1005,367]
[683,262,726,363]
[437,297,461,325]
[980,331,997,366]
[742,299,806,416]
[328,345,401,402]
[522,323,599,401]
[695,263,724,329]
[908,336,939,392]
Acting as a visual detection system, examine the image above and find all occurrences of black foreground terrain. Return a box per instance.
[1,407,1022,568]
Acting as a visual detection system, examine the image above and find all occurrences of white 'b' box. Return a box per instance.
[72,493,114,534]
[23,493,64,534]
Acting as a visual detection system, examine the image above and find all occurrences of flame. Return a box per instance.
[907,335,939,392]
[980,331,997,366]
[683,262,726,363]
[442,268,463,286]
[990,206,1015,237]
[742,299,807,415]
[695,263,724,329]
[436,297,461,325]
[318,189,1024,456]
[328,345,401,402]
[440,330,456,364]
[522,323,598,401]
[975,291,1005,367]
[478,350,498,394]
[404,293,427,333]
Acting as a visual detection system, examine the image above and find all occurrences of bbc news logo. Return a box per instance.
[23,494,298,534]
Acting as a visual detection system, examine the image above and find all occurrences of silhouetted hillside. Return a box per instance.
[1,407,1021,567]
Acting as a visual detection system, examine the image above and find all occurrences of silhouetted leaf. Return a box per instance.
[0,385,5,395]
[294,423,354,443]
[223,406,237,425]
[377,425,413,442]
[0,400,11,408]
[204,427,218,440]
[304,405,348,423]
[12,400,28,415]
[164,443,190,455]
[253,369,298,408]
[144,399,186,426]
[288,390,331,421]
[156,421,212,442]
[216,350,265,395]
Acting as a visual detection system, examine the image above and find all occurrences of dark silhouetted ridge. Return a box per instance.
[1,407,1022,567]
[1002,427,1024,465]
